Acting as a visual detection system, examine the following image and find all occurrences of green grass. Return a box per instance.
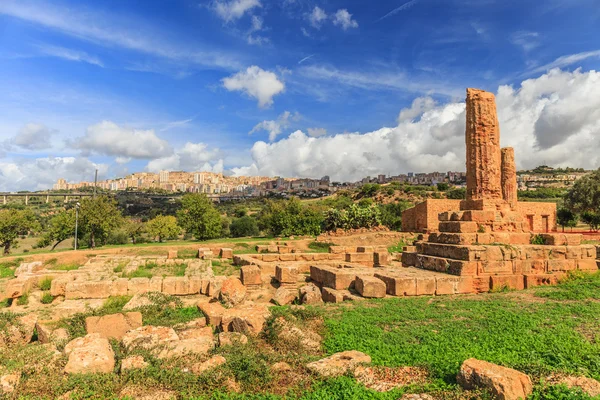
[0,259,21,278]
[212,259,240,276]
[323,275,600,385]
[50,263,80,271]
[40,291,54,304]
[128,292,203,327]
[16,292,29,306]
[535,271,600,301]
[39,277,53,291]
[387,239,409,253]
[307,241,331,253]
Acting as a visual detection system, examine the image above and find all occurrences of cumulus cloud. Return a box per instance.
[332,9,358,30]
[308,6,327,28]
[72,121,172,159]
[0,156,107,191]
[12,123,54,150]
[307,127,327,137]
[249,111,300,142]
[222,66,285,108]
[147,142,223,173]
[212,0,261,22]
[233,69,600,181]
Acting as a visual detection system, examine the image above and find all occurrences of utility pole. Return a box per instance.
[93,169,98,198]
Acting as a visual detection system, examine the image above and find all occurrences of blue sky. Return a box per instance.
[0,0,600,190]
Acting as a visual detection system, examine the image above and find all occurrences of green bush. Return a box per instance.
[39,277,53,291]
[323,204,381,231]
[230,216,260,238]
[40,292,54,304]
[530,234,545,245]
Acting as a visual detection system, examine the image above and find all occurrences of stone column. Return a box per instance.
[501,147,518,209]
[464,88,502,209]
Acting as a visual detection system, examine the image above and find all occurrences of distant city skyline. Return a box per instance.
[1,0,600,191]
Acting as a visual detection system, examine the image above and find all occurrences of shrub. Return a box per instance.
[39,277,53,291]
[324,204,381,231]
[40,292,54,304]
[17,293,28,306]
[230,216,259,238]
[531,234,545,245]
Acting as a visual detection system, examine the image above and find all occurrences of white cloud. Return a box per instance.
[147,142,223,173]
[212,0,261,23]
[12,123,54,150]
[37,44,104,67]
[332,9,358,30]
[72,121,172,159]
[511,31,540,53]
[308,7,327,28]
[249,111,300,142]
[222,66,285,108]
[246,15,269,45]
[307,127,327,137]
[529,50,600,75]
[378,0,421,21]
[233,69,600,181]
[0,156,107,191]
[0,0,240,70]
[398,97,437,122]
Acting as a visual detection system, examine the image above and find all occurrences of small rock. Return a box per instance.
[300,284,323,305]
[122,326,179,350]
[121,355,149,372]
[173,317,207,331]
[400,395,434,400]
[306,350,371,378]
[549,375,600,397]
[457,358,532,400]
[273,287,298,306]
[219,278,247,307]
[14,261,44,277]
[218,332,248,347]
[85,312,142,340]
[177,326,213,340]
[64,333,115,374]
[0,373,21,394]
[157,336,214,359]
[122,293,154,311]
[271,362,292,372]
[192,355,226,374]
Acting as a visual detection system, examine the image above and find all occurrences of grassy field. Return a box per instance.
[2,272,600,399]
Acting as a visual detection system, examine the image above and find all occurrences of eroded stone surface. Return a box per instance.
[457,358,532,400]
[306,350,371,378]
[64,333,115,374]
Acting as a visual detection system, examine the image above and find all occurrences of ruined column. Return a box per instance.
[464,88,502,209]
[501,147,518,209]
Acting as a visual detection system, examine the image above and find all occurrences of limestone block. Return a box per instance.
[547,259,577,272]
[577,259,599,271]
[220,305,271,335]
[490,275,525,291]
[50,277,73,297]
[322,287,344,303]
[300,284,323,305]
[373,252,390,266]
[5,277,34,299]
[218,332,248,347]
[85,312,142,340]
[255,245,268,253]
[188,276,203,294]
[297,253,315,261]
[306,351,371,378]
[357,246,374,253]
[219,278,246,307]
[149,276,163,292]
[110,278,129,297]
[167,250,178,259]
[65,281,111,299]
[541,233,582,246]
[206,276,227,297]
[240,265,262,286]
[262,254,278,262]
[439,221,478,233]
[435,276,459,295]
[219,248,233,259]
[374,274,417,296]
[345,253,374,264]
[309,265,326,284]
[321,268,360,290]
[279,254,295,262]
[163,277,191,295]
[313,253,329,261]
[355,276,386,298]
[122,326,179,350]
[267,245,278,253]
[273,287,298,305]
[275,265,298,284]
[457,358,532,400]
[278,246,290,254]
[121,355,149,372]
[329,246,346,254]
[127,278,150,296]
[524,274,563,288]
[401,252,418,267]
[198,302,226,326]
[416,278,436,295]
[64,334,115,374]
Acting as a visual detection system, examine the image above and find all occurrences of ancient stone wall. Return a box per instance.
[464,88,502,206]
[516,202,557,232]
[402,199,557,233]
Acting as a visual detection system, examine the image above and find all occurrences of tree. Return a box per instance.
[146,215,180,242]
[258,198,324,237]
[79,196,123,248]
[379,201,413,231]
[124,219,146,244]
[581,211,600,232]
[556,207,578,232]
[230,216,260,237]
[177,194,222,240]
[0,209,40,255]
[437,182,449,191]
[564,169,600,214]
[38,209,76,250]
[446,188,466,199]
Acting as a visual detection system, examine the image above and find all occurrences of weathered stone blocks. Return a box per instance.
[275,265,298,284]
[355,276,386,298]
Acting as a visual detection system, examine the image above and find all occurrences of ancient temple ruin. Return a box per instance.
[401,88,597,291]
